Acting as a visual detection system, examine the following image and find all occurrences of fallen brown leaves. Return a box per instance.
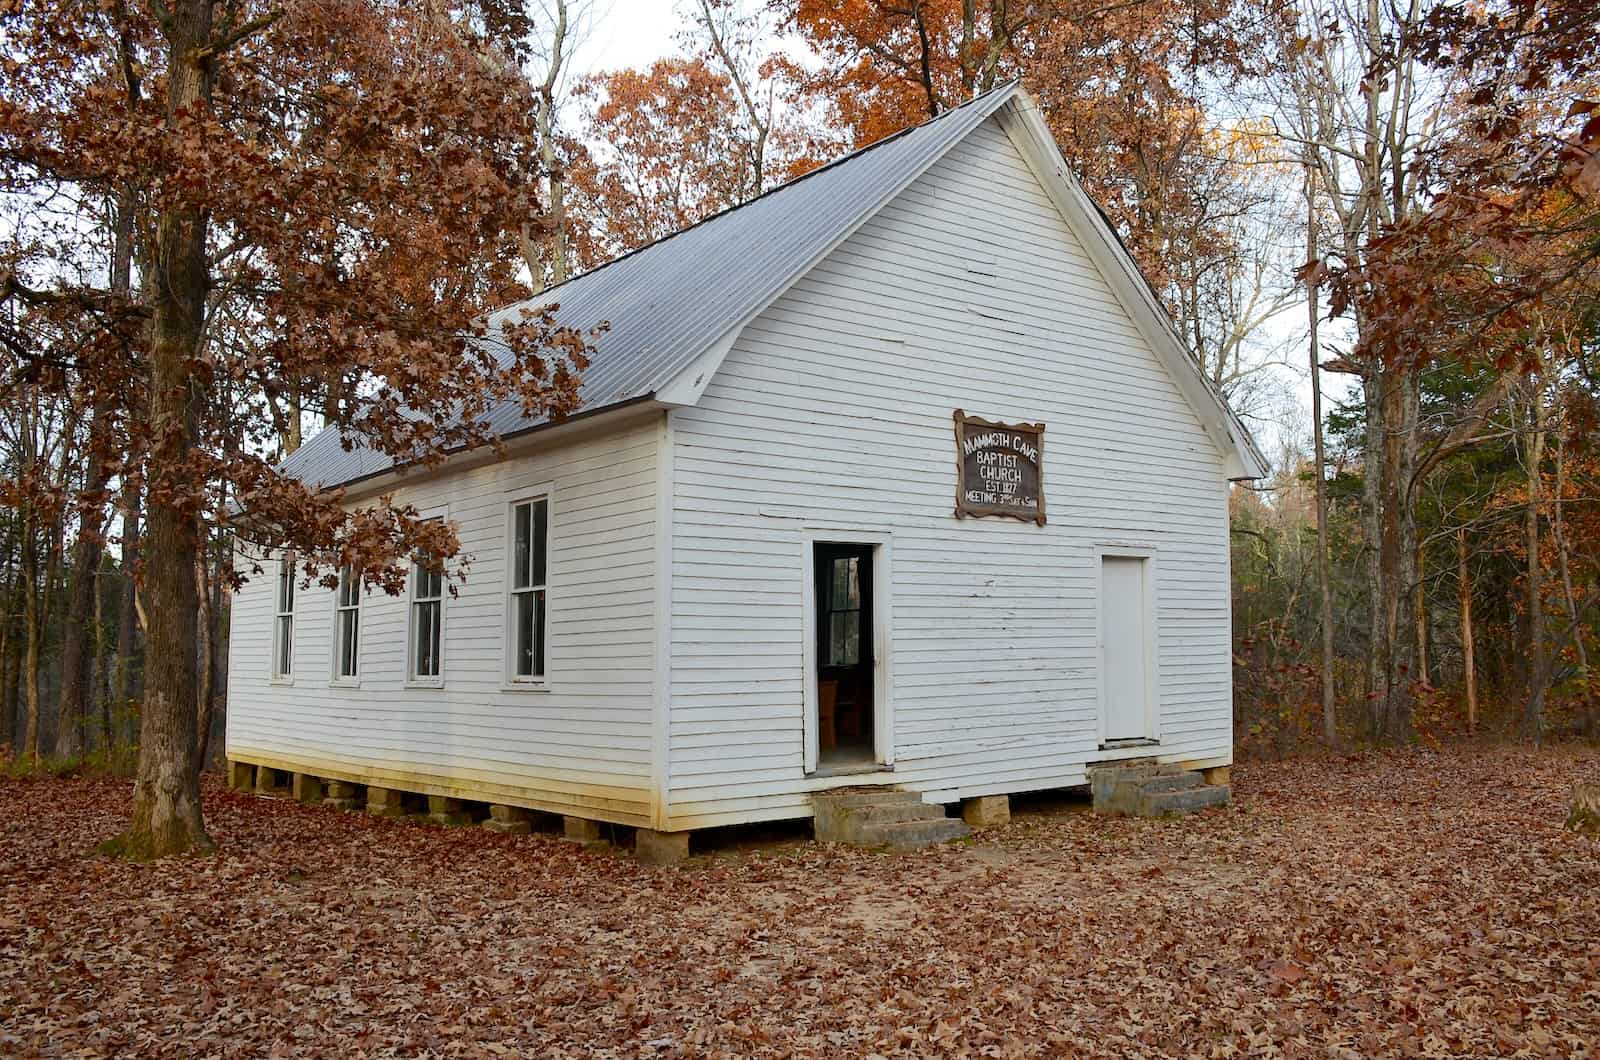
[2,745,1598,1057]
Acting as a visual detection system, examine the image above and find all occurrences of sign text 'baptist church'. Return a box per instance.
[952,410,1046,525]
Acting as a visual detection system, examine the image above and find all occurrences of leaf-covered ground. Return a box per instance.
[3,746,1597,1057]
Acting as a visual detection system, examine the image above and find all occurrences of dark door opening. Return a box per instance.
[814,543,874,765]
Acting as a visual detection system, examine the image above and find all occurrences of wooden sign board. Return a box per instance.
[953,410,1046,525]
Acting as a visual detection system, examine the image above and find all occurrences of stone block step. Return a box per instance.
[1139,784,1230,817]
[815,790,923,809]
[870,817,972,851]
[1091,765,1231,817]
[1137,773,1206,796]
[840,802,950,828]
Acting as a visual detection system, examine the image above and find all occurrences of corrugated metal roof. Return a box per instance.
[282,83,1022,490]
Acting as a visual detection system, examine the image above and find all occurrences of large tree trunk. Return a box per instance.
[116,0,214,858]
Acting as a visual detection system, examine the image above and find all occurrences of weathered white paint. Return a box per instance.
[227,100,1240,834]
[663,109,1234,829]
[1099,555,1154,743]
[226,411,664,826]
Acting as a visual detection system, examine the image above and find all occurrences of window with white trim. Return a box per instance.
[508,497,548,681]
[273,553,295,678]
[410,553,444,682]
[333,565,360,680]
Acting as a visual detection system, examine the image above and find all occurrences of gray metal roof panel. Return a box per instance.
[281,83,1021,490]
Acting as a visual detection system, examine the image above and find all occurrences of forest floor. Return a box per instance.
[2,745,1598,1057]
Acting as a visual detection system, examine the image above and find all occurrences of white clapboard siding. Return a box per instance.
[665,115,1232,829]
[226,413,664,826]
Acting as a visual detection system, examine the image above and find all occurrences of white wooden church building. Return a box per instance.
[226,83,1265,850]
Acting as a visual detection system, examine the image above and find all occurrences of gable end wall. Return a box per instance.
[665,116,1233,828]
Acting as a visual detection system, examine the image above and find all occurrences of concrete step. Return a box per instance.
[1091,765,1230,817]
[840,802,950,828]
[816,790,923,809]
[871,817,972,851]
[813,789,971,849]
[1138,773,1206,796]
[1140,784,1230,816]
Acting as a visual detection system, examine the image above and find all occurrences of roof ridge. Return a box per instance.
[494,79,1021,322]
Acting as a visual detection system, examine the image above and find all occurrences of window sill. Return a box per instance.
[270,676,295,687]
[405,678,445,690]
[329,678,361,690]
[501,680,551,693]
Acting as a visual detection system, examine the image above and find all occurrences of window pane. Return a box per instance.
[516,592,533,676]
[432,598,444,672]
[513,590,547,678]
[513,503,531,589]
[339,611,358,677]
[415,559,442,601]
[277,615,293,675]
[535,590,545,676]
[414,600,441,677]
[829,610,860,666]
[532,499,548,587]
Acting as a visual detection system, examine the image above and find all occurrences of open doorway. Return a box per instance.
[814,543,875,768]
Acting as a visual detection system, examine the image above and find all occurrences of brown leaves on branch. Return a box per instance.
[1324,0,1600,375]
[0,0,591,591]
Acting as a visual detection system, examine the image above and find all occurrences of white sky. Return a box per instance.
[561,0,690,80]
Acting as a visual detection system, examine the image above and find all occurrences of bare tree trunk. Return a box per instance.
[1522,383,1549,743]
[95,544,111,752]
[21,526,41,764]
[115,0,214,858]
[0,527,17,751]
[193,551,214,775]
[284,383,303,454]
[525,0,570,292]
[55,189,135,761]
[111,484,141,744]
[1458,526,1477,735]
[1361,365,1384,728]
[1306,167,1337,746]
[695,0,770,195]
[1552,432,1588,674]
[1369,363,1420,743]
[54,460,112,760]
[1415,543,1428,686]
[19,389,42,764]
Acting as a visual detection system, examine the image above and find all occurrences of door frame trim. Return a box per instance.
[801,527,894,775]
[1093,544,1161,748]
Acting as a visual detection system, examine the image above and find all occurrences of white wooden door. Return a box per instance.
[1100,556,1150,742]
